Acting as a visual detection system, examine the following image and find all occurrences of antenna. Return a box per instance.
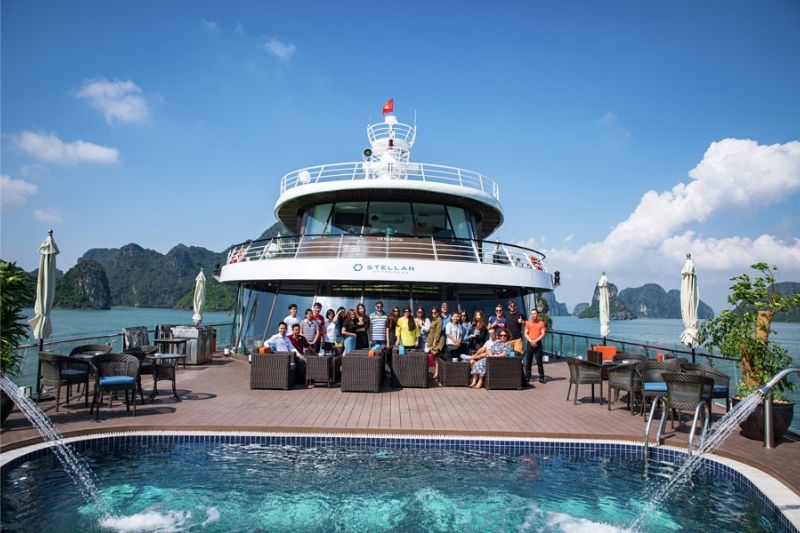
[413,110,417,128]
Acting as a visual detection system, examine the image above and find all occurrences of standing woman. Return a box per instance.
[323,308,337,355]
[427,307,446,379]
[415,307,431,351]
[386,306,401,348]
[395,306,420,351]
[469,310,488,353]
[342,308,358,355]
[355,303,370,349]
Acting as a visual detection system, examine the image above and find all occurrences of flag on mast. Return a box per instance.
[382,98,394,114]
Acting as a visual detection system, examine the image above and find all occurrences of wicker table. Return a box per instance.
[440,359,471,387]
[306,354,341,387]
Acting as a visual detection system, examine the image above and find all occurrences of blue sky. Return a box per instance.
[2,0,799,311]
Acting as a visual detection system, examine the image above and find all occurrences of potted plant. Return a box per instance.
[698,263,799,440]
[1,260,34,424]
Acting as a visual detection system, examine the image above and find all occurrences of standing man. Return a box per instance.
[445,312,464,359]
[369,300,388,348]
[311,302,325,352]
[504,300,526,355]
[524,308,547,383]
[300,308,320,354]
[284,304,301,330]
[440,302,451,327]
[487,304,507,336]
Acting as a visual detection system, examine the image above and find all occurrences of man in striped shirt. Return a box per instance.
[369,300,388,347]
[300,308,320,353]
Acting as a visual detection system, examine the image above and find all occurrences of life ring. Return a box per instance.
[230,247,247,263]
[530,256,544,271]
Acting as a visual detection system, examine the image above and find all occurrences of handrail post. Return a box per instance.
[431,236,438,261]
[764,391,774,449]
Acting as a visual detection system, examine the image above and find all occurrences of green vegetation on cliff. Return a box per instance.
[54,259,111,309]
[578,283,637,320]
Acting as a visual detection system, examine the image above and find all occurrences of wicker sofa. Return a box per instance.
[341,350,384,392]
[250,352,297,390]
[390,350,429,388]
[485,356,524,390]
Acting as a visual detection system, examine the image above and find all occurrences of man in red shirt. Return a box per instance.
[311,302,325,352]
[524,308,547,383]
[288,323,311,354]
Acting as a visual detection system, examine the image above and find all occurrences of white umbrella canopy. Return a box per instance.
[680,254,699,348]
[598,273,610,339]
[192,269,206,326]
[28,230,59,341]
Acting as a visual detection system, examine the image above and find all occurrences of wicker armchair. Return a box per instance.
[565,357,604,405]
[37,352,92,412]
[680,362,731,412]
[485,356,524,390]
[659,372,714,432]
[607,362,642,414]
[341,351,384,392]
[68,344,112,357]
[250,352,296,390]
[613,352,647,363]
[637,359,682,417]
[123,345,159,403]
[90,354,140,420]
[391,351,429,388]
[122,326,151,350]
[305,354,342,387]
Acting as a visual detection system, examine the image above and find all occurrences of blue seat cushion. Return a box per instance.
[62,369,87,377]
[99,376,135,386]
[713,385,728,394]
[643,382,667,392]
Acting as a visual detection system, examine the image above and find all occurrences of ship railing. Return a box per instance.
[9,322,236,390]
[225,234,548,271]
[367,122,416,144]
[279,162,500,201]
[543,329,741,383]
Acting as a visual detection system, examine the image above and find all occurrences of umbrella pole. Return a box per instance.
[32,338,53,401]
[691,347,696,364]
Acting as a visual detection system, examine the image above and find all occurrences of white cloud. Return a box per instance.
[12,131,119,165]
[262,37,296,61]
[595,111,631,147]
[74,78,150,124]
[33,208,62,223]
[201,18,220,32]
[1,174,38,209]
[537,138,800,308]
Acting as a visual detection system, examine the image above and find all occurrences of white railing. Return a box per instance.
[367,122,416,144]
[280,162,501,201]
[226,235,547,271]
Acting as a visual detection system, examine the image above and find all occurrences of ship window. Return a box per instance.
[365,202,413,236]
[446,206,474,239]
[330,202,367,235]
[303,203,332,236]
[412,203,447,237]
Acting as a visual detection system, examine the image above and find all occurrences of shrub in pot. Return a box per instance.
[1,261,34,424]
[698,263,798,440]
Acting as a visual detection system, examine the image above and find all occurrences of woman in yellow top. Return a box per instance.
[395,306,420,351]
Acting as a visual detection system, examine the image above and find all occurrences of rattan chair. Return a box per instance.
[305,354,342,387]
[607,362,642,414]
[680,362,731,412]
[440,360,471,387]
[250,352,296,390]
[122,326,151,350]
[391,350,429,388]
[37,352,92,412]
[565,357,604,405]
[341,351,384,392]
[613,352,647,363]
[68,344,112,357]
[90,354,140,420]
[123,345,159,403]
[659,372,714,432]
[485,356,524,390]
[637,359,682,417]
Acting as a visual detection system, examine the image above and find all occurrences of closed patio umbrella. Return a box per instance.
[192,269,206,326]
[29,230,59,399]
[598,272,610,342]
[680,254,699,354]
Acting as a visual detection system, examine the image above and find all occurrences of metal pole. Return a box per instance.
[691,347,696,364]
[763,392,774,449]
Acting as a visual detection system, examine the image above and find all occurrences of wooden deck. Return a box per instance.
[2,353,799,495]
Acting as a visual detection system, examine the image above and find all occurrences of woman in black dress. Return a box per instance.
[355,302,370,349]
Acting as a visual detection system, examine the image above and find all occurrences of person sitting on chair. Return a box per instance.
[268,322,306,382]
[467,330,513,389]
[265,322,294,352]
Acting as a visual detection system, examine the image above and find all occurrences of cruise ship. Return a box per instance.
[218,105,557,351]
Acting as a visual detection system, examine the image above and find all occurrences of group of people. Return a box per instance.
[262,299,547,389]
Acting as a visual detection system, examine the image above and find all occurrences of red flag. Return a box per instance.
[382,98,394,114]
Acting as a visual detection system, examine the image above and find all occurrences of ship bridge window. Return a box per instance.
[365,202,413,236]
[330,202,367,235]
[446,206,474,240]
[413,203,447,237]
[303,203,332,236]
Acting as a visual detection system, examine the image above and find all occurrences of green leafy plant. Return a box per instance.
[1,261,34,376]
[698,263,799,400]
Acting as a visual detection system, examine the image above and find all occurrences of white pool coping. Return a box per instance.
[2,431,798,529]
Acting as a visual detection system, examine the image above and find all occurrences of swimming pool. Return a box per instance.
[1,433,795,532]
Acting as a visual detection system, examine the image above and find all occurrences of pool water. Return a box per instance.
[1,440,781,532]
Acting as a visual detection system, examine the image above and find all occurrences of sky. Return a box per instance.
[2,0,799,312]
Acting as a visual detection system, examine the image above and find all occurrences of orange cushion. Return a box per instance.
[592,345,617,361]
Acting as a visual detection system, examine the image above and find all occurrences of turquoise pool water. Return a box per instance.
[0,437,784,532]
